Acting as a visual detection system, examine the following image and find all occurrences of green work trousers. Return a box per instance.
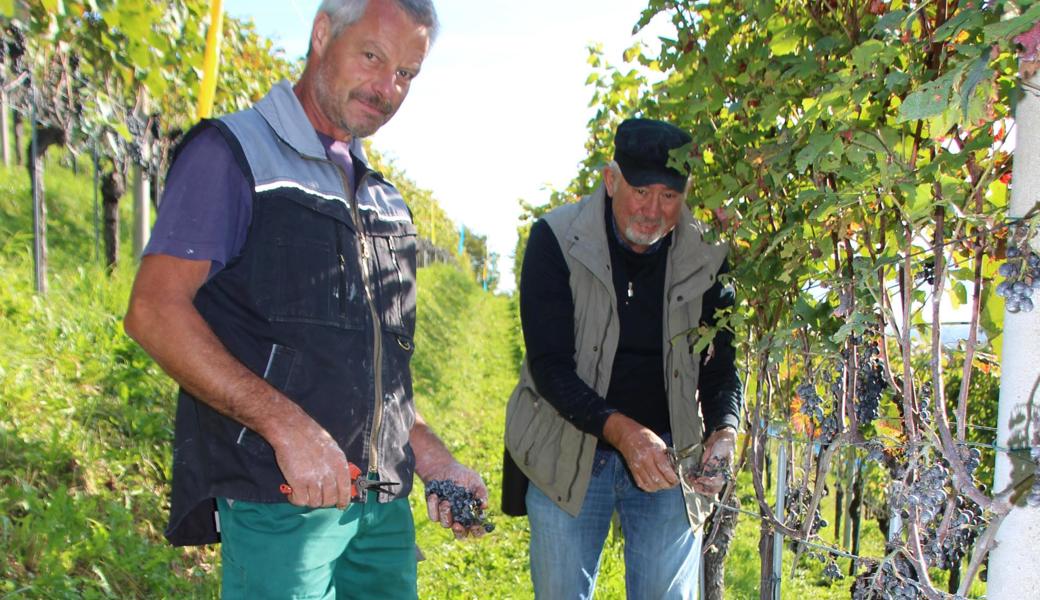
[216,495,417,600]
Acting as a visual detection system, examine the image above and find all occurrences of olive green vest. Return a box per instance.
[504,182,728,528]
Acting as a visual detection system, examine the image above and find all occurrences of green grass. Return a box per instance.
[0,157,986,599]
[0,160,220,598]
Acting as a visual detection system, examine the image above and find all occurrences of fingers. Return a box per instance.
[630,446,678,492]
[426,493,442,524]
[335,465,353,510]
[472,481,490,509]
[430,495,485,539]
[423,471,491,540]
[692,475,726,496]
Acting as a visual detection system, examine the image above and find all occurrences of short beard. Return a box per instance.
[314,73,392,139]
[624,218,667,247]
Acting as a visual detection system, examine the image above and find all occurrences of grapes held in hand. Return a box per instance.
[425,480,495,533]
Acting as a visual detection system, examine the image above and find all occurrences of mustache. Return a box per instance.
[349,90,393,115]
[631,216,665,228]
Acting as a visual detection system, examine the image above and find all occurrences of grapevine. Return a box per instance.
[995,223,1040,313]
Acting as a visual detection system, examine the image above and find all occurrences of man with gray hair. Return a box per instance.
[504,117,742,598]
[125,1,484,597]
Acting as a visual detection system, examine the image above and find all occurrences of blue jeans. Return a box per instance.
[526,446,702,599]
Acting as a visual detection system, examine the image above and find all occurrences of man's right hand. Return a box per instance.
[602,413,678,492]
[125,255,356,511]
[268,410,354,510]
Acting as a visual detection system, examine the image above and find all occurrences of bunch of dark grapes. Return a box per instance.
[4,24,25,72]
[126,114,149,168]
[917,382,933,427]
[926,499,984,570]
[684,453,733,483]
[822,560,843,581]
[820,414,841,444]
[958,445,982,477]
[785,488,828,538]
[851,556,928,600]
[798,382,825,422]
[798,381,840,443]
[1029,447,1040,508]
[855,344,887,425]
[995,228,1040,313]
[425,480,495,533]
[899,463,949,526]
[864,439,885,463]
[916,260,936,287]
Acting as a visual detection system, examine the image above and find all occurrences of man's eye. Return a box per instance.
[397,69,415,81]
[364,52,378,61]
[635,188,649,195]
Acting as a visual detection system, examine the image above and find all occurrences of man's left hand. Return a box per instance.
[423,461,489,540]
[691,427,736,496]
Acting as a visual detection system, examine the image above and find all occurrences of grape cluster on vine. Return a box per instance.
[425,480,495,533]
[916,260,936,287]
[1029,447,1040,508]
[855,341,887,425]
[864,439,886,463]
[852,556,928,600]
[925,498,984,571]
[798,382,825,422]
[917,382,933,427]
[822,559,843,581]
[899,463,949,526]
[995,227,1040,313]
[797,381,840,443]
[784,488,828,538]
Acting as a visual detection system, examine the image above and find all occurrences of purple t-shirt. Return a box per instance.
[144,126,356,277]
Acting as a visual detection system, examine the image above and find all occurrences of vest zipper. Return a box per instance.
[304,154,387,486]
[349,176,386,479]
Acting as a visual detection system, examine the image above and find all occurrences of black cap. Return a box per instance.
[613,118,692,193]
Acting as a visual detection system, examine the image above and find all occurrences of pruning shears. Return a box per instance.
[279,462,399,500]
[666,443,701,474]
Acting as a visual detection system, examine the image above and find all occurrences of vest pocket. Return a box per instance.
[274,238,336,323]
[371,230,417,335]
[237,343,297,458]
[506,389,565,486]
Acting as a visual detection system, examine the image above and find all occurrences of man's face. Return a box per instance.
[310,0,430,139]
[604,166,684,253]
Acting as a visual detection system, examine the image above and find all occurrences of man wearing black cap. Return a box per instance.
[504,117,742,598]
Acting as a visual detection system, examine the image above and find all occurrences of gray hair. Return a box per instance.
[317,0,440,42]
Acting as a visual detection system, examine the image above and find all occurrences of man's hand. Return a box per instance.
[269,410,354,509]
[125,255,356,509]
[603,413,678,492]
[422,461,489,539]
[691,426,736,496]
[411,411,489,540]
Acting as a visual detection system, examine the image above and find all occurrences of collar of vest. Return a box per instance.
[255,80,369,168]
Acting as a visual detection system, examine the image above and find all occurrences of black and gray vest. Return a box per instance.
[166,81,418,546]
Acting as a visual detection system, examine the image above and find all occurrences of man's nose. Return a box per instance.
[640,196,664,218]
[372,68,398,100]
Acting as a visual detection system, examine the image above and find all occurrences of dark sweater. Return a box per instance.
[518,200,741,440]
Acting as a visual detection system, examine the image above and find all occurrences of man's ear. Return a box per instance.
[310,12,332,59]
[603,165,617,195]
